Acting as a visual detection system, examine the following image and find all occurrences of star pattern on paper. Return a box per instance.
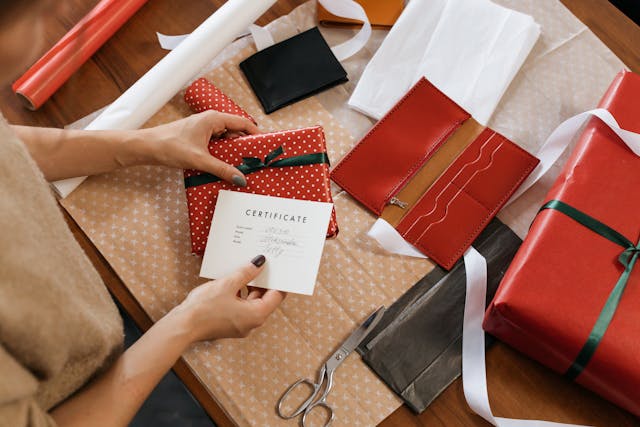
[62,40,432,427]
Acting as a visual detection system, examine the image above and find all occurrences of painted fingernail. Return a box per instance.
[232,175,247,187]
[251,254,266,267]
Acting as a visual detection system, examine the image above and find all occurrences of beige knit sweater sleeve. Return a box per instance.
[0,346,56,427]
[0,115,123,427]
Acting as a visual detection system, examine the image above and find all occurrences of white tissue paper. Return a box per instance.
[348,0,540,125]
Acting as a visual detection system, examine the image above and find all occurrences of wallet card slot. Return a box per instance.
[401,182,490,239]
[397,131,499,228]
[395,127,539,269]
[458,136,541,210]
[330,78,470,215]
[443,133,502,201]
[380,118,485,227]
[399,184,489,268]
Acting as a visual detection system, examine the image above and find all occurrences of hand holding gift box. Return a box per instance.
[182,78,338,255]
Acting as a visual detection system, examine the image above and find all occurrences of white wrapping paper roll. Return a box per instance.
[54,0,277,197]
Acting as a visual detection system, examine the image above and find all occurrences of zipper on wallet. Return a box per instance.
[388,197,408,209]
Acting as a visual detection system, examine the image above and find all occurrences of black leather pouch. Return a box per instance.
[356,218,522,413]
[239,27,348,114]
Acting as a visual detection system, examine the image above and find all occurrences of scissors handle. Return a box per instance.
[302,400,334,427]
[277,364,335,425]
[277,377,321,419]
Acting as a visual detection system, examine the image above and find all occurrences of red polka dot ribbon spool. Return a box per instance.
[183,79,338,255]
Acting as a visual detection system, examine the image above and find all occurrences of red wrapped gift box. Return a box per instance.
[484,71,640,416]
[183,79,338,255]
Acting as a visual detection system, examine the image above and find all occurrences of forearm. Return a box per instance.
[50,308,193,427]
[50,258,282,427]
[12,125,155,181]
[11,111,259,186]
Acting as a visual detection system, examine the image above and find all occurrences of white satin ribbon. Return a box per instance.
[506,108,640,206]
[157,28,254,50]
[159,0,371,61]
[462,248,591,427]
[367,218,426,258]
[316,0,371,61]
[156,32,188,50]
[247,24,275,51]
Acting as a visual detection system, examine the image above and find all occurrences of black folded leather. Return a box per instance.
[357,217,521,413]
[239,27,348,114]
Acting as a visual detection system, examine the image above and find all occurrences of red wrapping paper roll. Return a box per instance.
[12,0,148,110]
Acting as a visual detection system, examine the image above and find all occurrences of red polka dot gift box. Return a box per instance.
[183,78,339,255]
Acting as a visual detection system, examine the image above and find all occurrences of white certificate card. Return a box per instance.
[200,190,334,295]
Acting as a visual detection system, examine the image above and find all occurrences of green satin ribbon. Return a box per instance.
[539,199,640,380]
[184,146,330,188]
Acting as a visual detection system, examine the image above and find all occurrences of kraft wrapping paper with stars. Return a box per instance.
[61,1,625,425]
[61,45,425,427]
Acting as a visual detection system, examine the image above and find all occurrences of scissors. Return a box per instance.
[276,306,386,427]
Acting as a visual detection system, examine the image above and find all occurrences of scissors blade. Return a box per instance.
[340,306,385,354]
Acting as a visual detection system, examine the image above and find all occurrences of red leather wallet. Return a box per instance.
[331,78,538,269]
[331,78,470,215]
[183,78,338,255]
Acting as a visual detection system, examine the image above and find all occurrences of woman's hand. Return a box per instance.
[170,255,286,342]
[141,110,259,187]
[51,254,283,427]
[14,110,258,182]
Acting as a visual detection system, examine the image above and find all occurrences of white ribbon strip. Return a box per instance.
[157,29,253,50]
[163,25,271,52]
[247,24,275,51]
[368,217,424,258]
[158,0,371,61]
[368,108,640,257]
[462,247,591,427]
[156,32,188,50]
[316,0,371,61]
[367,218,426,258]
[506,108,640,206]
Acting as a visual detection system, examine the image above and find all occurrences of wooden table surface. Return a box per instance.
[1,1,639,426]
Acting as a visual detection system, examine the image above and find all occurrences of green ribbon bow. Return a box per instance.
[539,199,640,380]
[184,146,330,188]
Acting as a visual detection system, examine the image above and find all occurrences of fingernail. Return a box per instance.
[232,175,247,187]
[251,254,266,267]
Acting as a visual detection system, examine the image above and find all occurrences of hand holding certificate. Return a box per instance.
[200,191,334,295]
